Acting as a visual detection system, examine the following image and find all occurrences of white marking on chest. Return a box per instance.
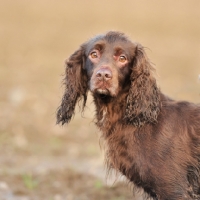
[100,108,107,125]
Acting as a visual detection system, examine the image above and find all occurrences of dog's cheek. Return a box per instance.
[88,76,95,92]
[110,69,120,95]
[85,59,96,78]
[119,65,131,85]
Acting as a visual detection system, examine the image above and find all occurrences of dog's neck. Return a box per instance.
[93,90,128,132]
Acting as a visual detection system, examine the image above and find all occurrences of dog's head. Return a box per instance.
[57,31,160,126]
[84,32,135,99]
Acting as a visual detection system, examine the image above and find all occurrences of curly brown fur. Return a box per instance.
[125,44,161,127]
[57,31,200,200]
[57,46,88,124]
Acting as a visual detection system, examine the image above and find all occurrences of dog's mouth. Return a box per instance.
[93,88,113,103]
[90,80,117,102]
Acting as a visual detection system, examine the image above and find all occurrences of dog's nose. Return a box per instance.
[96,68,112,81]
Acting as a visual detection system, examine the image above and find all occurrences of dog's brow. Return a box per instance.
[114,47,124,55]
[93,42,105,52]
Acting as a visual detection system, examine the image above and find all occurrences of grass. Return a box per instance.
[94,180,103,189]
[22,173,38,190]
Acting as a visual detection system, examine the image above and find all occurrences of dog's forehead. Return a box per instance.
[85,33,136,55]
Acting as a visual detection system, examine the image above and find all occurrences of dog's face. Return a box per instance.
[84,33,136,98]
[57,31,160,126]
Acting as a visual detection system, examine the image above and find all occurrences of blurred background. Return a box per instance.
[0,0,199,199]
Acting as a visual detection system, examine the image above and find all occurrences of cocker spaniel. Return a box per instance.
[57,31,200,200]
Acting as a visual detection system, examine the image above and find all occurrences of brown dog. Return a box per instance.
[57,31,200,200]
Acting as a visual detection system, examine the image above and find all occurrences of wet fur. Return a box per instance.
[57,31,200,200]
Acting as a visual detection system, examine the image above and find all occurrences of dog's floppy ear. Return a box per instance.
[57,45,88,125]
[125,44,161,127]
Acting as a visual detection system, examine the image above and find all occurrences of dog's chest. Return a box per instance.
[105,127,154,181]
[105,127,135,173]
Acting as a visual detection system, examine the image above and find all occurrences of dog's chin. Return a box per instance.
[96,88,110,95]
[93,88,114,103]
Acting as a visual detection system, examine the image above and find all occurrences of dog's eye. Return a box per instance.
[90,51,98,59]
[119,55,127,63]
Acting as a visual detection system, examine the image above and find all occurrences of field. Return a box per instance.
[0,1,199,199]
